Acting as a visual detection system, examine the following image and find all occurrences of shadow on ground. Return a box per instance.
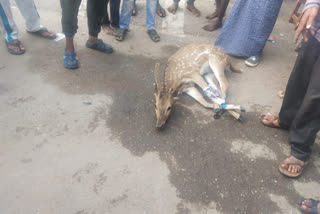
[27,42,320,214]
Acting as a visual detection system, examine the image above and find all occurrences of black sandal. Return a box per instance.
[27,27,57,40]
[300,199,320,214]
[147,29,160,42]
[157,5,166,18]
[115,28,128,41]
[5,40,25,55]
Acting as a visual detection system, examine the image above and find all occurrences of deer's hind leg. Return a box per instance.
[184,87,219,110]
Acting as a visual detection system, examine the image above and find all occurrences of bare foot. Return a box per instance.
[102,25,115,36]
[186,3,200,17]
[203,21,222,31]
[300,199,320,214]
[168,2,178,14]
[206,11,218,19]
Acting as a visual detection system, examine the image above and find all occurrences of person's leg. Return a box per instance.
[132,0,137,16]
[119,0,134,29]
[86,0,113,53]
[156,0,166,17]
[203,0,229,31]
[102,0,111,26]
[102,0,115,35]
[110,0,120,28]
[15,0,56,38]
[206,0,220,19]
[168,0,180,14]
[0,0,25,54]
[146,0,157,30]
[186,0,200,17]
[60,0,81,68]
[87,0,107,40]
[279,33,320,177]
[14,0,41,32]
[146,0,160,42]
[279,34,320,129]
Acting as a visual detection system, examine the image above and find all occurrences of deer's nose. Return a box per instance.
[156,120,165,129]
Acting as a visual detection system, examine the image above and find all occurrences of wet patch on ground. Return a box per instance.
[26,44,320,213]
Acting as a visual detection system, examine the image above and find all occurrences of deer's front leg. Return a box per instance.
[184,87,219,110]
[189,73,210,90]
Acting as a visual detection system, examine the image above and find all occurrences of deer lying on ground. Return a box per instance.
[154,43,245,128]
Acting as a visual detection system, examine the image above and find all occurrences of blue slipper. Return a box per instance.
[85,39,113,53]
[63,52,79,69]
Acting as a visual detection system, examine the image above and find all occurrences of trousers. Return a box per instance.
[279,33,320,161]
[0,0,42,42]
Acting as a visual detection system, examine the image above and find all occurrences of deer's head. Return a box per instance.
[154,63,176,129]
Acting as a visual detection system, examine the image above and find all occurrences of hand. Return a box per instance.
[293,7,319,43]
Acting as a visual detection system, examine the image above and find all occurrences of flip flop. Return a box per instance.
[300,199,320,214]
[115,28,128,41]
[5,40,25,55]
[132,5,137,16]
[260,115,281,128]
[63,52,79,69]
[85,39,113,53]
[147,29,160,42]
[279,156,308,178]
[27,27,57,40]
[157,6,166,17]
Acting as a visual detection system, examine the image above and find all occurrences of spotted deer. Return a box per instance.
[154,43,245,128]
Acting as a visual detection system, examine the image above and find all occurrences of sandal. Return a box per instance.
[147,29,160,42]
[115,28,128,41]
[5,40,25,55]
[157,5,166,18]
[300,199,320,214]
[63,52,79,69]
[86,39,113,53]
[260,115,281,128]
[27,27,57,40]
[132,5,137,16]
[279,156,308,178]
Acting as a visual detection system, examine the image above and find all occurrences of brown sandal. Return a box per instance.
[260,115,281,128]
[279,156,308,178]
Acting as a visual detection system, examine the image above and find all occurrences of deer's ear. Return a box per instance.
[154,63,161,91]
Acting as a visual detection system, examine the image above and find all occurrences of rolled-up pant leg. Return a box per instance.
[279,33,320,161]
[87,0,108,37]
[15,0,42,32]
[60,0,81,37]
[0,0,19,41]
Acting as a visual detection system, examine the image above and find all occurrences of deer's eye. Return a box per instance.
[167,106,172,111]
